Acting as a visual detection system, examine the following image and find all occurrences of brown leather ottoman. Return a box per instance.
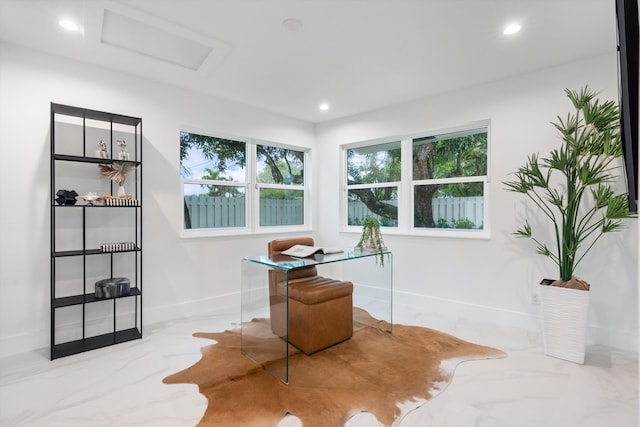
[268,238,354,355]
[281,276,353,355]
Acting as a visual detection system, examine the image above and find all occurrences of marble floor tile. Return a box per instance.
[0,305,637,426]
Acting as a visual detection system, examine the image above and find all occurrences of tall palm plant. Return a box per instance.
[504,86,635,287]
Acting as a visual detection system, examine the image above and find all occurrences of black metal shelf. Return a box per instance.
[51,328,142,360]
[53,288,141,308]
[53,204,141,208]
[52,247,141,258]
[52,103,141,127]
[53,153,141,166]
[51,103,143,360]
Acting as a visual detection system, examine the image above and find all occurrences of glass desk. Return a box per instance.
[241,249,392,384]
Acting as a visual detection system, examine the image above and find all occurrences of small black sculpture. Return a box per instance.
[55,189,78,205]
[95,277,131,299]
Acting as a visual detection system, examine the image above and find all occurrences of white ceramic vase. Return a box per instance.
[540,284,590,364]
[117,185,126,197]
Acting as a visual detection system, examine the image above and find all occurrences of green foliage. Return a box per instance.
[199,168,243,197]
[256,145,304,185]
[180,132,303,185]
[346,145,401,185]
[435,218,450,228]
[452,218,476,229]
[430,133,488,184]
[433,217,477,229]
[180,132,245,178]
[356,216,387,266]
[503,86,636,281]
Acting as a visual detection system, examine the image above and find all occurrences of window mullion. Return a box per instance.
[247,141,257,231]
[304,150,312,228]
[400,137,412,231]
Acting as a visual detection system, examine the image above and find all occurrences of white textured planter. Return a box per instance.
[540,284,590,364]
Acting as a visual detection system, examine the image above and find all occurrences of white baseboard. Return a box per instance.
[392,290,638,353]
[1,290,635,358]
[144,292,240,327]
[0,328,49,359]
[0,293,241,359]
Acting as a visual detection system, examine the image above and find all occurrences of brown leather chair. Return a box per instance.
[268,237,353,355]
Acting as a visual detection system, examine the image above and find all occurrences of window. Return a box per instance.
[346,141,400,227]
[343,124,489,237]
[180,131,309,235]
[256,144,305,226]
[412,128,487,232]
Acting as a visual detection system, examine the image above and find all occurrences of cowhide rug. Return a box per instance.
[163,308,505,426]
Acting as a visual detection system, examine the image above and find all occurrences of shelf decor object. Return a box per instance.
[98,161,135,197]
[50,103,142,360]
[95,277,131,299]
[55,189,78,205]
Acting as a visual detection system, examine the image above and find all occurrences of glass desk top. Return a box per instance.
[241,248,392,384]
[243,248,392,270]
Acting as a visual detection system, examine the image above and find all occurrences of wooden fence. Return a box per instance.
[184,195,303,228]
[429,196,484,228]
[185,195,483,228]
[348,196,483,228]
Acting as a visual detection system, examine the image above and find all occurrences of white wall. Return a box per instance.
[315,53,639,352]
[0,42,315,357]
[1,42,637,357]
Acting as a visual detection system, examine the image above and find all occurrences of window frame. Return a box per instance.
[180,129,311,238]
[341,121,491,239]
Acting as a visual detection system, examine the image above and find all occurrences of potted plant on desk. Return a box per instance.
[503,86,636,363]
[356,216,387,265]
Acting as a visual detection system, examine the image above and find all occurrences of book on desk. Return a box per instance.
[280,245,343,258]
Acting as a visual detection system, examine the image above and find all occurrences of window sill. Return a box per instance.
[341,226,490,240]
[181,225,312,239]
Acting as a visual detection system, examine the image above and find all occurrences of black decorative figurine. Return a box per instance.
[55,189,78,205]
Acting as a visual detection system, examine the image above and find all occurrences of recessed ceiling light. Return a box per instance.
[319,103,329,111]
[503,23,521,35]
[282,18,303,32]
[59,19,79,32]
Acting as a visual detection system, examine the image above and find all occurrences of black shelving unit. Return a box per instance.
[50,103,142,360]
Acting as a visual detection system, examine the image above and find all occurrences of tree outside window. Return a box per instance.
[413,129,487,230]
[257,144,305,226]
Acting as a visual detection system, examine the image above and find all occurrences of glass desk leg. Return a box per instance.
[241,259,290,383]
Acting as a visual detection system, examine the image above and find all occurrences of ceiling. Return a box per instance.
[0,0,619,123]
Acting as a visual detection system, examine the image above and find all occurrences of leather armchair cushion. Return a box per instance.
[268,237,317,280]
[279,277,353,305]
[268,237,315,254]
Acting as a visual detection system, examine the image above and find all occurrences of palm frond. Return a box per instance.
[98,162,133,186]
